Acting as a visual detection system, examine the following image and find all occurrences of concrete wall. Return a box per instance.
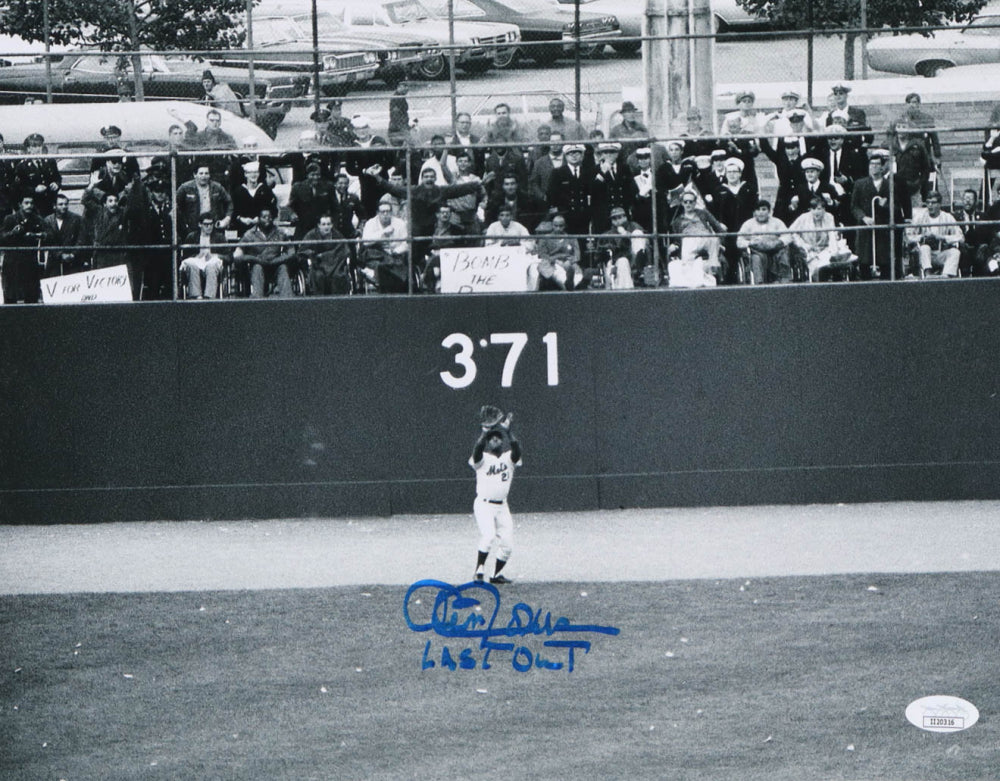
[3,282,1000,524]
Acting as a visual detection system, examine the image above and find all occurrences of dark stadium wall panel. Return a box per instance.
[2,283,1000,524]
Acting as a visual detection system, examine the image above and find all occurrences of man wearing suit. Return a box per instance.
[851,148,912,280]
[289,163,336,240]
[814,125,869,242]
[546,143,591,249]
[825,84,873,154]
[527,132,565,208]
[44,193,87,274]
[449,112,484,175]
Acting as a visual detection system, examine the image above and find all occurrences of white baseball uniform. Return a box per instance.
[469,439,522,560]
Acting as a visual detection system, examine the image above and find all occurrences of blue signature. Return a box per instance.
[403,579,620,673]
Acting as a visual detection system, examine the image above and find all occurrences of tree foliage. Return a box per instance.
[737,0,989,33]
[736,0,990,78]
[0,0,252,51]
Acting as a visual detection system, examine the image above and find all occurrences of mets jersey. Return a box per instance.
[469,448,522,502]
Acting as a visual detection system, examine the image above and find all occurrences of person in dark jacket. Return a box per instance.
[0,194,50,303]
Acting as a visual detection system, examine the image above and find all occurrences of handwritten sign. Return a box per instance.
[41,265,133,304]
[403,579,620,673]
[439,247,537,294]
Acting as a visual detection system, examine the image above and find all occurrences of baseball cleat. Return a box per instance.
[489,574,513,584]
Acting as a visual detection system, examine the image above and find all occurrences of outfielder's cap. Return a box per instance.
[635,146,651,156]
[800,157,824,171]
[781,89,801,100]
[735,90,755,103]
[597,141,622,153]
[609,205,627,217]
[867,147,890,160]
[563,143,585,154]
[100,125,122,137]
[724,157,745,171]
[620,100,638,113]
[351,114,371,129]
[832,82,852,94]
[242,160,260,173]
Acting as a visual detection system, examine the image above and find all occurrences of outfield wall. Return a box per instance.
[3,282,1000,524]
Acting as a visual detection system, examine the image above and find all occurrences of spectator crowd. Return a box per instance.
[4,86,1000,303]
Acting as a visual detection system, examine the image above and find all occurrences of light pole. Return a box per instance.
[43,0,52,102]
[311,0,322,118]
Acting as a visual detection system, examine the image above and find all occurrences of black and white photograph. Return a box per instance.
[2,0,999,778]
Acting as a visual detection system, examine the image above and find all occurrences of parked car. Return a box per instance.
[421,0,619,64]
[0,50,308,131]
[297,10,443,86]
[0,35,72,66]
[554,0,766,54]
[213,10,441,90]
[328,0,521,78]
[209,13,381,95]
[866,11,1000,77]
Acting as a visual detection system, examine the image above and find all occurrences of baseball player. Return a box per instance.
[470,405,522,584]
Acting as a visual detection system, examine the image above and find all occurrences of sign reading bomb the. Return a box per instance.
[439,247,537,294]
[41,266,133,304]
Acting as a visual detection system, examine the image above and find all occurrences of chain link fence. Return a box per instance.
[2,11,1000,300]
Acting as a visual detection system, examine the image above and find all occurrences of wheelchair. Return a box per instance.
[357,246,421,294]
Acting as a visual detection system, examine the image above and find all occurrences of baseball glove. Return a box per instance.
[479,404,505,429]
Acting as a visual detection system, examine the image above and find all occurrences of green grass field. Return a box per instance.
[2,572,997,780]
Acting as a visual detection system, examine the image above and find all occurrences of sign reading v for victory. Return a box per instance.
[440,247,537,293]
[41,265,133,304]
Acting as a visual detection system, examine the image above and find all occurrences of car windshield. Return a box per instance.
[383,0,433,23]
[299,12,349,35]
[256,16,306,43]
[69,54,120,74]
[158,55,204,74]
[423,0,485,17]
[964,14,1000,35]
[489,0,562,13]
